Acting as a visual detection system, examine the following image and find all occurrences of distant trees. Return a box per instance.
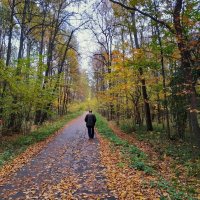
[88,1,116,120]
[0,0,88,134]
[91,0,200,144]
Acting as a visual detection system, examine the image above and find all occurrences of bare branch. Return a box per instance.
[109,0,175,34]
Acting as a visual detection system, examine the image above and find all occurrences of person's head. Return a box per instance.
[89,110,92,113]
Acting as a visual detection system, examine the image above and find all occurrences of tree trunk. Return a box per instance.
[34,4,47,125]
[173,0,200,144]
[151,0,171,137]
[6,0,15,66]
[17,0,28,63]
[131,11,153,131]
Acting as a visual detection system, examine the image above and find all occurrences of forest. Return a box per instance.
[0,0,200,199]
[0,0,199,142]
[90,0,200,144]
[0,0,90,135]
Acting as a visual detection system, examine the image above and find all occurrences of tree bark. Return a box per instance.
[131,11,153,131]
[17,0,28,62]
[153,0,170,138]
[6,0,15,66]
[173,0,200,144]
[34,3,47,125]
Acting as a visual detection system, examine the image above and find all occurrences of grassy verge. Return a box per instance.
[0,111,82,167]
[95,113,153,174]
[96,113,197,200]
[119,119,200,178]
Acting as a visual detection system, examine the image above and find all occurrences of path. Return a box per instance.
[0,114,116,199]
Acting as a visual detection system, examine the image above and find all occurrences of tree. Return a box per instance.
[88,1,116,119]
[109,0,200,143]
[0,0,88,134]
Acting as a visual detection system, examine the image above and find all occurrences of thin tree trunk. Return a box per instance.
[17,0,28,64]
[155,28,170,137]
[131,11,153,131]
[153,0,171,138]
[6,0,15,66]
[34,4,47,125]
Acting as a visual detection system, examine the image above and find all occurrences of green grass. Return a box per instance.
[137,128,200,178]
[157,178,196,200]
[0,111,82,167]
[119,120,200,178]
[95,113,154,174]
[119,119,136,134]
[96,113,197,200]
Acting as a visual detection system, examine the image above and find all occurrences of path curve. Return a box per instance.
[0,114,116,199]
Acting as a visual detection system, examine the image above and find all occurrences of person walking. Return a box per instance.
[85,110,96,139]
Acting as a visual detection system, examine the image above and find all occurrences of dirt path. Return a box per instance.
[0,114,116,199]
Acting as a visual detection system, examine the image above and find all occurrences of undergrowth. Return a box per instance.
[95,113,154,175]
[119,119,200,179]
[96,113,197,200]
[119,119,135,134]
[0,111,82,167]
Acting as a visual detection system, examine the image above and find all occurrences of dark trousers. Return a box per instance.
[87,126,95,138]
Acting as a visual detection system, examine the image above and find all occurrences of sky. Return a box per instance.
[70,0,98,71]
[76,29,97,70]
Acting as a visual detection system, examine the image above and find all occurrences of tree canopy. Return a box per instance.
[90,0,200,144]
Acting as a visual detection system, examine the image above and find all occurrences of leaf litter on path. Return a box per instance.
[0,115,116,199]
[1,113,187,200]
[97,133,160,200]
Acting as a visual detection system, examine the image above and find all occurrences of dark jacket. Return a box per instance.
[85,113,96,127]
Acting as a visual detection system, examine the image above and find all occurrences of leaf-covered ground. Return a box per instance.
[97,133,160,199]
[0,113,199,199]
[108,122,200,198]
[95,114,199,200]
[0,114,116,199]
